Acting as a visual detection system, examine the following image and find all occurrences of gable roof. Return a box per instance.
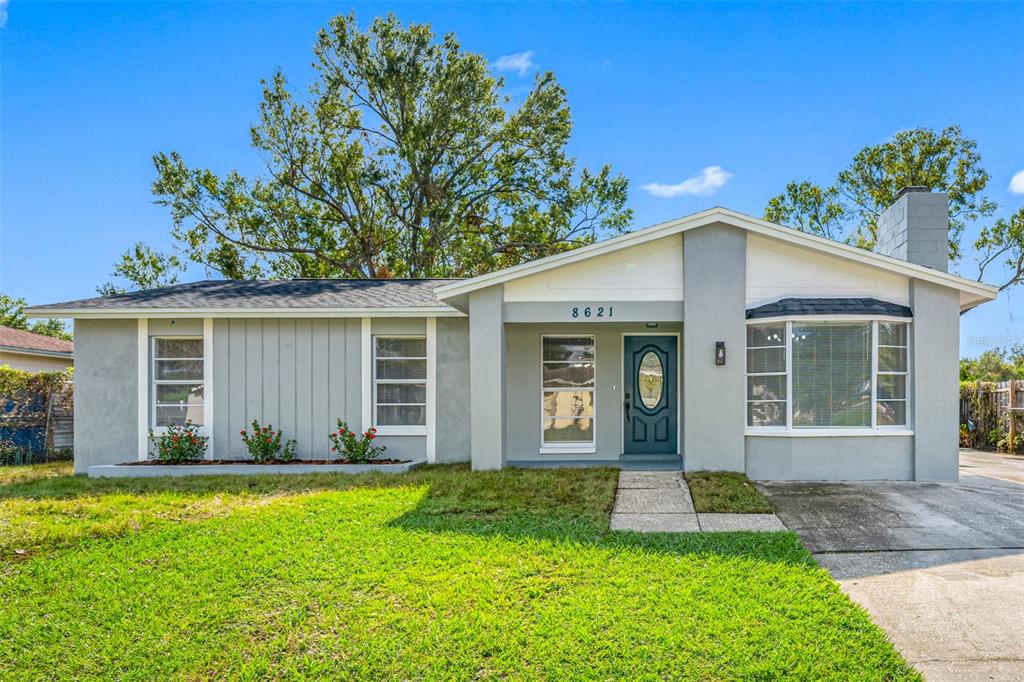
[25,279,463,318]
[434,207,998,312]
[0,325,73,357]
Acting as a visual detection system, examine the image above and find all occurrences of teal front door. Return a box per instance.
[623,335,678,454]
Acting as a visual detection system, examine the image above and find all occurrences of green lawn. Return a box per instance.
[686,471,777,513]
[0,463,916,680]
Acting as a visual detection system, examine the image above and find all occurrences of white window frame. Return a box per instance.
[150,335,205,433]
[372,334,428,436]
[745,317,913,436]
[540,334,597,454]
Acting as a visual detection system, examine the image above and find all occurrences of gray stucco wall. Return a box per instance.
[745,436,915,480]
[435,318,471,463]
[910,280,960,480]
[73,319,138,473]
[683,224,747,472]
[469,286,506,470]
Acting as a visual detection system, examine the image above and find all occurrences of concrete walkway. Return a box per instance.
[959,448,1024,484]
[609,471,786,532]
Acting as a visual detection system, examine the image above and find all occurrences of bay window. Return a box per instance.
[746,320,910,430]
[541,336,595,448]
[152,337,204,427]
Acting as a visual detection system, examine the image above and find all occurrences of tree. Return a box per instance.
[108,13,630,290]
[98,243,183,296]
[763,181,846,240]
[960,346,1024,382]
[0,294,72,341]
[974,207,1024,292]
[765,126,1021,293]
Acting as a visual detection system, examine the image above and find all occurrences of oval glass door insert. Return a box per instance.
[638,351,664,408]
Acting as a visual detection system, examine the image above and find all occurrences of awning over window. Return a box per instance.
[746,297,912,320]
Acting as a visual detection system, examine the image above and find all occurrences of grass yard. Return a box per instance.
[0,463,916,680]
[686,471,776,513]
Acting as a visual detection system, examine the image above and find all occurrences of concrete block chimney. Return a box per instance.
[875,186,949,272]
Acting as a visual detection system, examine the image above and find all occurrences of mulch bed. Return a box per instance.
[122,458,410,466]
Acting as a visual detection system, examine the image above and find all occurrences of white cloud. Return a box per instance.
[1009,169,1024,194]
[493,51,535,77]
[0,0,8,29]
[642,166,733,198]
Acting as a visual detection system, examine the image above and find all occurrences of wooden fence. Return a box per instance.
[960,379,1023,453]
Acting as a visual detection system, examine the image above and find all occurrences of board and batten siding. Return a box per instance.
[212,318,362,459]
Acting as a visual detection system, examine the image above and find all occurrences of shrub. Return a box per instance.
[986,428,1003,448]
[959,424,972,448]
[149,422,207,462]
[996,432,1022,454]
[240,421,297,462]
[328,420,385,463]
[0,439,29,466]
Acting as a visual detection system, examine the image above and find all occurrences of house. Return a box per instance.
[27,188,997,479]
[0,325,73,373]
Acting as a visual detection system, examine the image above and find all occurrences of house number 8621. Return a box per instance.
[571,306,613,318]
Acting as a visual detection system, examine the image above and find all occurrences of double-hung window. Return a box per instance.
[152,337,205,427]
[374,336,427,432]
[541,336,596,448]
[746,320,910,430]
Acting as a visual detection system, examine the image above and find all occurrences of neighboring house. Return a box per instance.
[0,325,73,373]
[27,188,997,479]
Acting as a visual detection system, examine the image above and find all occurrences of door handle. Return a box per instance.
[624,392,631,422]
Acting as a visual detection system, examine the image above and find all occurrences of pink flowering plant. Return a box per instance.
[149,421,207,462]
[240,420,297,462]
[328,419,385,463]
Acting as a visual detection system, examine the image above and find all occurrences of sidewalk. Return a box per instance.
[610,471,785,532]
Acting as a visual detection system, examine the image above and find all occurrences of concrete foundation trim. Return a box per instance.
[88,460,426,478]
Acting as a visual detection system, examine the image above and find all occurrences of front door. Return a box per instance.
[623,335,678,454]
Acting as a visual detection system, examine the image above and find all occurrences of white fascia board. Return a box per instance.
[434,207,1000,304]
[23,307,466,320]
[0,345,73,359]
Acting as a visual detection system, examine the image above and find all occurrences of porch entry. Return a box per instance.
[623,335,678,454]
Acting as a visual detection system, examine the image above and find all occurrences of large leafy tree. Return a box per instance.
[0,294,71,341]
[765,126,1021,293]
[106,13,630,290]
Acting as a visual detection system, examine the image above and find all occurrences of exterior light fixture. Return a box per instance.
[645,322,658,329]
[715,341,726,365]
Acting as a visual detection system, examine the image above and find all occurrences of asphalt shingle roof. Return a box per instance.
[746,297,913,320]
[0,325,73,354]
[29,279,462,312]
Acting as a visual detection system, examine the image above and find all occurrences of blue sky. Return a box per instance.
[2,1,1022,357]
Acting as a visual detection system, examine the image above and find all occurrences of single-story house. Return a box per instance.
[27,188,997,480]
[0,325,73,373]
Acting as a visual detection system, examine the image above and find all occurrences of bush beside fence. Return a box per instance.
[960,379,1023,454]
[0,366,74,465]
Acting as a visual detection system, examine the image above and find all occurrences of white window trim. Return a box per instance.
[371,333,428,437]
[744,318,913,436]
[540,334,597,454]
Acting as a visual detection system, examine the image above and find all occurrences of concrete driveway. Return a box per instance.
[760,455,1024,681]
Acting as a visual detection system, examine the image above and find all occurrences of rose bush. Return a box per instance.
[327,420,385,463]
[149,422,207,462]
[240,421,297,462]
